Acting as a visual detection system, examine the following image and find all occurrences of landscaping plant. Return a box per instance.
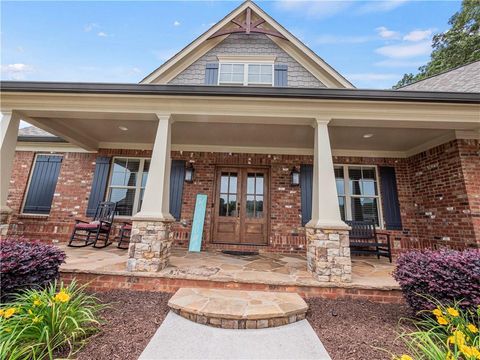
[0,280,103,360]
[394,301,480,360]
[393,249,480,312]
[1,239,66,301]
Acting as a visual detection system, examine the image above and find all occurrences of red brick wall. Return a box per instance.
[6,139,479,250]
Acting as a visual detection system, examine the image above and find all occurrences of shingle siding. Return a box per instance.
[168,33,325,88]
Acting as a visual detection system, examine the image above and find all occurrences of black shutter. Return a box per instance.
[274,64,288,87]
[205,63,219,85]
[169,160,186,221]
[23,155,63,215]
[379,166,403,230]
[300,164,313,226]
[86,157,111,217]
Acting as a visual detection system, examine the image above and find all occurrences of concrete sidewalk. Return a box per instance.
[139,311,331,360]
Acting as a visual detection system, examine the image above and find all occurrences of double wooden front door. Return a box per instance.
[212,167,269,245]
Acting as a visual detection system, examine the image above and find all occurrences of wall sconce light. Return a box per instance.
[185,163,195,183]
[290,166,300,186]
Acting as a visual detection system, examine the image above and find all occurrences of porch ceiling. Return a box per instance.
[16,110,472,157]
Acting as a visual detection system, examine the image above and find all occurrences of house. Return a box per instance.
[1,1,479,284]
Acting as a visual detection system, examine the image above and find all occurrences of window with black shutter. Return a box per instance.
[23,154,63,215]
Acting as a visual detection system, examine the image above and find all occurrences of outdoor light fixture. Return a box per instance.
[185,163,195,183]
[290,166,300,186]
[363,133,374,138]
[118,126,128,131]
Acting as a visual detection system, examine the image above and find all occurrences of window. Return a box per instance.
[106,157,150,217]
[218,62,273,86]
[334,165,382,227]
[23,154,63,215]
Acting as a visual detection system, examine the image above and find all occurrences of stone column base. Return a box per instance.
[306,227,352,283]
[127,220,173,272]
[0,207,13,237]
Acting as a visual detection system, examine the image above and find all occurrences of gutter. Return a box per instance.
[2,81,479,104]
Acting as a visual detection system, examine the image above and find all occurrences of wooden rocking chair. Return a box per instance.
[345,219,392,263]
[68,201,116,248]
[117,222,132,250]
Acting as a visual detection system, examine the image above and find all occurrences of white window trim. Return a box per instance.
[334,164,384,229]
[21,153,63,216]
[218,60,274,86]
[106,156,151,218]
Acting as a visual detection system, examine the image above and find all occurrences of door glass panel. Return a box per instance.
[246,195,255,217]
[255,195,264,217]
[219,172,238,217]
[247,175,255,194]
[256,175,264,195]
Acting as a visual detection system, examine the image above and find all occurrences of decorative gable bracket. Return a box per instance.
[208,7,286,40]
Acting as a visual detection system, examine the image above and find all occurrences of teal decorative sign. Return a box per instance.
[188,194,208,252]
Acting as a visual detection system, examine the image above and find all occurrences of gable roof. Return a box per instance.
[399,61,480,93]
[140,0,354,88]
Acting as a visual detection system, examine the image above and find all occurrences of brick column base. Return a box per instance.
[127,220,173,272]
[306,227,352,283]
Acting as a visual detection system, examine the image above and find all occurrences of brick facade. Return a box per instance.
[168,33,325,88]
[6,139,480,250]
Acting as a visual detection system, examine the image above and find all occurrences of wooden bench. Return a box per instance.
[345,220,392,263]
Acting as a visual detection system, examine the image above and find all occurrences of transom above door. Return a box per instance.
[212,167,269,245]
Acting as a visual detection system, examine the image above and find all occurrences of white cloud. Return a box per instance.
[84,23,98,32]
[357,0,409,14]
[276,0,353,19]
[347,73,400,81]
[375,41,431,58]
[403,29,433,42]
[374,59,425,68]
[173,20,181,27]
[1,63,34,80]
[316,34,373,44]
[97,31,108,37]
[376,26,400,40]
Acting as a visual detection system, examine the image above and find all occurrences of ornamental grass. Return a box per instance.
[0,280,103,360]
[394,300,480,360]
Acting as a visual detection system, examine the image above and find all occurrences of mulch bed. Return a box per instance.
[306,297,413,360]
[71,290,412,360]
[75,290,171,360]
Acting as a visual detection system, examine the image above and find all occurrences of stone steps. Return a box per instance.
[168,287,308,329]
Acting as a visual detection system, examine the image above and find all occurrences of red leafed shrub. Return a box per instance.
[0,239,66,301]
[393,249,480,312]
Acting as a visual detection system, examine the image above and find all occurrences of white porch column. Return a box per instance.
[1,112,20,235]
[306,118,351,283]
[127,114,175,272]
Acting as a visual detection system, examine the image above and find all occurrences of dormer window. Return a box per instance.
[217,56,275,86]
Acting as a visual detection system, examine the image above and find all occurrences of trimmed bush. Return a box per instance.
[393,249,480,312]
[1,239,66,301]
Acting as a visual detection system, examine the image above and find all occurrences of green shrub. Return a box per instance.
[394,301,480,360]
[0,280,103,360]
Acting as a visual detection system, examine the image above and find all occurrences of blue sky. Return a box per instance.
[1,0,461,89]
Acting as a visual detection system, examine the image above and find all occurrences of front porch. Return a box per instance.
[59,245,399,293]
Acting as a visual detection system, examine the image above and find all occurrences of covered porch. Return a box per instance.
[2,83,479,285]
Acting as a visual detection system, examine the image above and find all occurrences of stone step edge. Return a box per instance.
[170,307,307,329]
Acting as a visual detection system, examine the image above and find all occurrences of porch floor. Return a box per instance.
[59,245,399,290]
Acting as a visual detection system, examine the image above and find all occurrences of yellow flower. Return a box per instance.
[399,355,413,360]
[460,345,480,359]
[4,308,16,319]
[32,316,42,324]
[446,351,454,360]
[467,323,478,333]
[448,330,466,346]
[437,316,449,325]
[0,309,4,317]
[54,290,70,303]
[447,307,459,317]
[33,298,42,307]
[432,308,443,317]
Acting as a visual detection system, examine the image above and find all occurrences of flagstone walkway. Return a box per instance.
[139,311,331,360]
